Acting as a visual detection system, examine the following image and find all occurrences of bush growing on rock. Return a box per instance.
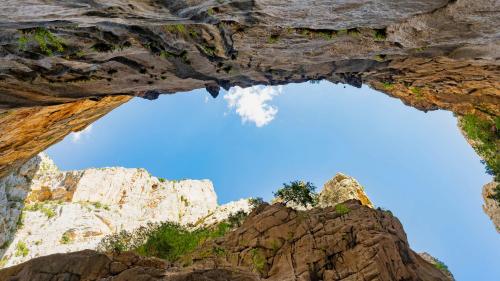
[249,197,266,209]
[97,222,231,262]
[227,210,248,228]
[15,241,28,257]
[335,203,350,216]
[273,181,318,208]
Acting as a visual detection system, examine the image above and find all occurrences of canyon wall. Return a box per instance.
[0,153,252,268]
[0,201,454,281]
[0,0,498,179]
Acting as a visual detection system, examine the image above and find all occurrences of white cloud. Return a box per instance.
[224,85,283,127]
[70,124,93,143]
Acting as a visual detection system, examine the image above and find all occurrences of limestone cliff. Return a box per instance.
[0,0,498,179]
[483,182,500,233]
[0,201,452,281]
[0,153,251,268]
[318,173,373,208]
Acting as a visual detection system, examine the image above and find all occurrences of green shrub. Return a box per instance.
[433,258,452,276]
[18,27,65,56]
[249,197,266,209]
[60,231,74,244]
[335,203,350,216]
[377,207,393,216]
[0,257,8,268]
[158,177,166,183]
[227,210,248,228]
[24,202,56,219]
[382,82,394,90]
[267,35,279,44]
[273,181,318,208]
[165,24,186,34]
[488,184,500,205]
[373,29,387,40]
[97,222,231,262]
[250,248,266,274]
[460,114,499,183]
[410,86,422,97]
[15,241,29,257]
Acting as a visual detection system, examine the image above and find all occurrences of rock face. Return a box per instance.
[188,201,450,281]
[482,182,500,233]
[0,201,451,281]
[419,252,455,281]
[318,173,373,208]
[0,153,251,268]
[0,0,498,179]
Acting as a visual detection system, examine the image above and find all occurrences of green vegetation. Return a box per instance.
[250,248,267,274]
[98,222,231,262]
[199,44,216,57]
[180,195,189,207]
[334,203,350,216]
[410,86,423,97]
[382,82,394,90]
[92,201,103,209]
[377,207,393,216]
[460,114,499,184]
[227,210,248,228]
[75,50,85,58]
[158,177,166,183]
[0,257,8,268]
[489,185,500,205]
[24,202,56,219]
[347,28,360,37]
[433,258,452,276]
[274,181,318,208]
[337,29,348,36]
[373,29,387,40]
[17,211,25,229]
[318,31,334,40]
[188,29,198,38]
[249,197,266,209]
[18,27,65,56]
[15,241,29,257]
[0,240,11,250]
[165,24,186,34]
[267,34,279,44]
[60,231,74,244]
[160,50,190,64]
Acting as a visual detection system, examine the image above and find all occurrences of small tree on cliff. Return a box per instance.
[274,181,318,208]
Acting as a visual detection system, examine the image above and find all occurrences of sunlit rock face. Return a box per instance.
[483,182,500,233]
[0,202,452,281]
[0,0,498,178]
[0,153,251,268]
[318,173,374,208]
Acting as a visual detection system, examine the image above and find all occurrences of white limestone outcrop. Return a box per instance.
[0,153,250,268]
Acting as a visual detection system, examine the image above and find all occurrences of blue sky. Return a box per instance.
[46,82,499,280]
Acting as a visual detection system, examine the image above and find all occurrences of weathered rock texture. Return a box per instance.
[318,173,373,208]
[419,252,455,281]
[0,153,251,268]
[482,182,500,233]
[0,201,452,281]
[186,201,451,281]
[0,0,499,178]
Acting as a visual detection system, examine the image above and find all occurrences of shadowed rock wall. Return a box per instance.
[0,0,498,178]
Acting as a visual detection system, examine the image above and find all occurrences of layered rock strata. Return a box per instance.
[0,0,499,178]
